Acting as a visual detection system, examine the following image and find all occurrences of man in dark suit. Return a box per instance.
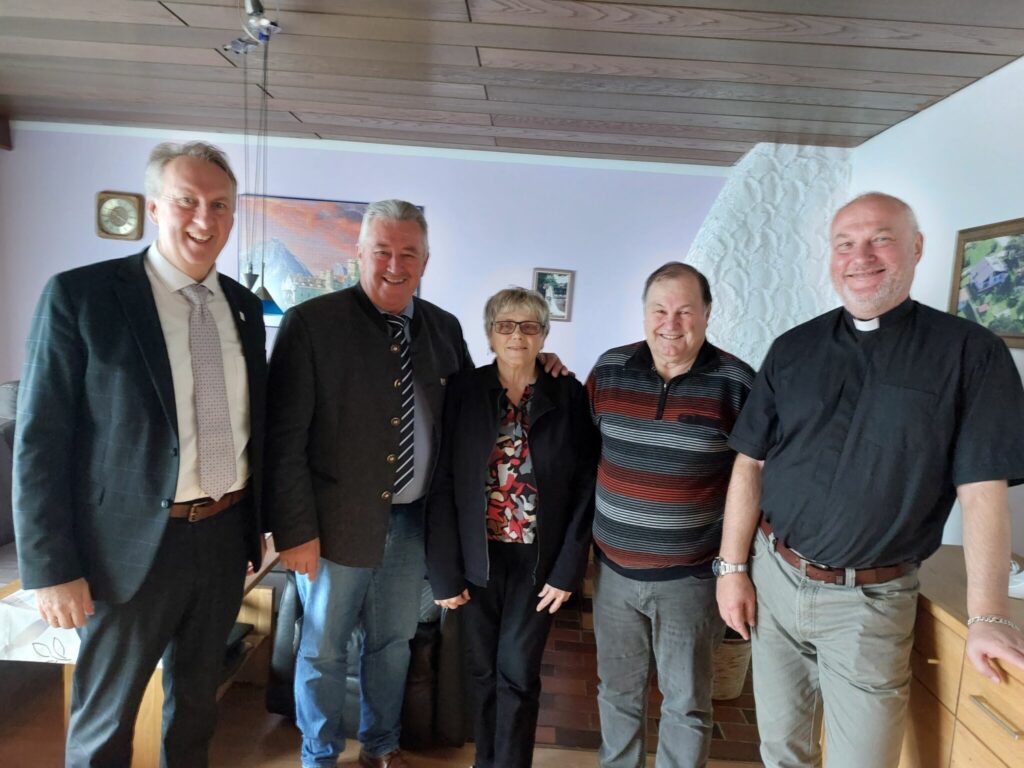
[13,141,265,767]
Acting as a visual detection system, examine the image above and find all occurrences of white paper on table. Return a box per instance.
[0,588,81,663]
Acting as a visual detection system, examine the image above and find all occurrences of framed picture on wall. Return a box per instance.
[949,216,1024,348]
[238,195,369,326]
[532,268,575,323]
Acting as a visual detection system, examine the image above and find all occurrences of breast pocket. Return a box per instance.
[863,383,938,450]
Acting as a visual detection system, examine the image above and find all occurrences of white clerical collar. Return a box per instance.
[852,316,880,332]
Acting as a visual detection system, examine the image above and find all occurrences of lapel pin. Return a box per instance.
[239,310,246,321]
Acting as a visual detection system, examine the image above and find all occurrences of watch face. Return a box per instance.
[712,558,723,577]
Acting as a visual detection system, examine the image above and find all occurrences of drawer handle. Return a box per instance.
[970,695,1022,740]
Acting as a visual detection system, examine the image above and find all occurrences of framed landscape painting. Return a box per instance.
[237,195,368,325]
[949,217,1024,348]
[532,267,575,322]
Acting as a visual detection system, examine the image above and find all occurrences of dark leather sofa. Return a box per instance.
[0,380,19,586]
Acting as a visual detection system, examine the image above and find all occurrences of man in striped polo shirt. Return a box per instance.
[586,262,754,768]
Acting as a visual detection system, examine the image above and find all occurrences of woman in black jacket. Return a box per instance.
[426,287,598,768]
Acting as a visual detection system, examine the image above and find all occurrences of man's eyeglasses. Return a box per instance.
[491,320,545,335]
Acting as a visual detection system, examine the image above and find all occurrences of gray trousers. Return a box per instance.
[749,527,919,768]
[593,559,723,768]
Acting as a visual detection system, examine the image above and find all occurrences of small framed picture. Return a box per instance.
[949,216,1024,348]
[532,267,576,322]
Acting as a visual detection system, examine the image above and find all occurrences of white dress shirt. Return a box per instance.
[144,245,250,501]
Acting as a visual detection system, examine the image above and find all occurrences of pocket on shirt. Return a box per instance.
[862,383,937,449]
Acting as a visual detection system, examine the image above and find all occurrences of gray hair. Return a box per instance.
[642,261,712,306]
[144,141,237,198]
[358,199,429,254]
[484,287,549,338]
[836,192,920,233]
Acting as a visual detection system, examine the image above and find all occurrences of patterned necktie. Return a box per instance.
[385,313,414,495]
[181,284,237,500]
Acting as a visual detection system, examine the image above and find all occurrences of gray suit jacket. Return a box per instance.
[265,284,472,567]
[13,251,266,603]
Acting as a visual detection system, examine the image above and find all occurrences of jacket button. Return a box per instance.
[381,491,392,501]
[161,499,171,509]
[170,447,178,457]
[390,417,400,427]
[390,344,401,353]
[394,379,402,389]
[386,453,397,463]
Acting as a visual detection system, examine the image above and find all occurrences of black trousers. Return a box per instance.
[463,541,556,768]
[66,503,248,768]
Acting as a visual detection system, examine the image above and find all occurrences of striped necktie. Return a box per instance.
[385,313,414,495]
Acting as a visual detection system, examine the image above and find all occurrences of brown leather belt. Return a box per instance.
[169,488,248,523]
[759,518,908,587]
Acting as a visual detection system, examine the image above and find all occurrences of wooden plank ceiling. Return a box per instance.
[1,0,1023,166]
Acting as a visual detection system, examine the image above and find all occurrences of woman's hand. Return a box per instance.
[536,584,572,614]
[434,589,471,610]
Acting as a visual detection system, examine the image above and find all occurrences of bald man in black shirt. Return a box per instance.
[715,193,1024,768]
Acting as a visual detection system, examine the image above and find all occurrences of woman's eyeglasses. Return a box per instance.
[491,320,545,335]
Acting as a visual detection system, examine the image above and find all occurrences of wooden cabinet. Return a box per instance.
[899,546,1024,768]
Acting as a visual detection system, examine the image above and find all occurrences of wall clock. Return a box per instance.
[96,191,144,240]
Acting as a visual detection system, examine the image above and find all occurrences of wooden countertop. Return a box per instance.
[918,544,1024,639]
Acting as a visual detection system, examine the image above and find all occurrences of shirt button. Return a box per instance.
[394,379,402,389]
[161,499,171,509]
[381,491,392,501]
[386,453,397,463]
[390,344,401,353]
[390,417,401,427]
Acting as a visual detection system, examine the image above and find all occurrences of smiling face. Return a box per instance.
[643,274,709,375]
[489,307,546,371]
[830,195,923,319]
[357,217,429,313]
[146,155,235,282]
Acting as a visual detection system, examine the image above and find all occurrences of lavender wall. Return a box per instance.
[0,124,727,381]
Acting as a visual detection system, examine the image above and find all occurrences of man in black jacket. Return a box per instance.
[265,200,471,768]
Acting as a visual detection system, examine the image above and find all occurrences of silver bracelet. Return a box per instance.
[967,614,1021,632]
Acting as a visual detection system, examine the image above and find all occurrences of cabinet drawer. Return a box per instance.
[899,676,954,768]
[956,660,1024,767]
[950,719,1007,767]
[911,608,964,712]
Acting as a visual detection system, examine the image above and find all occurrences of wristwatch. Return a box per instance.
[712,557,749,577]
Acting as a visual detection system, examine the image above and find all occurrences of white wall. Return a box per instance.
[850,56,1024,555]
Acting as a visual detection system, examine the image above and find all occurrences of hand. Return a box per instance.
[280,537,321,582]
[35,578,94,629]
[966,620,1024,683]
[536,584,572,614]
[716,573,757,640]
[434,589,470,610]
[537,352,573,377]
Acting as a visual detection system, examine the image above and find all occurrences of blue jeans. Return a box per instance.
[593,559,724,768]
[294,501,425,768]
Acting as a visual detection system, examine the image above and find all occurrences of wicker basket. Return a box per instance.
[711,634,751,701]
